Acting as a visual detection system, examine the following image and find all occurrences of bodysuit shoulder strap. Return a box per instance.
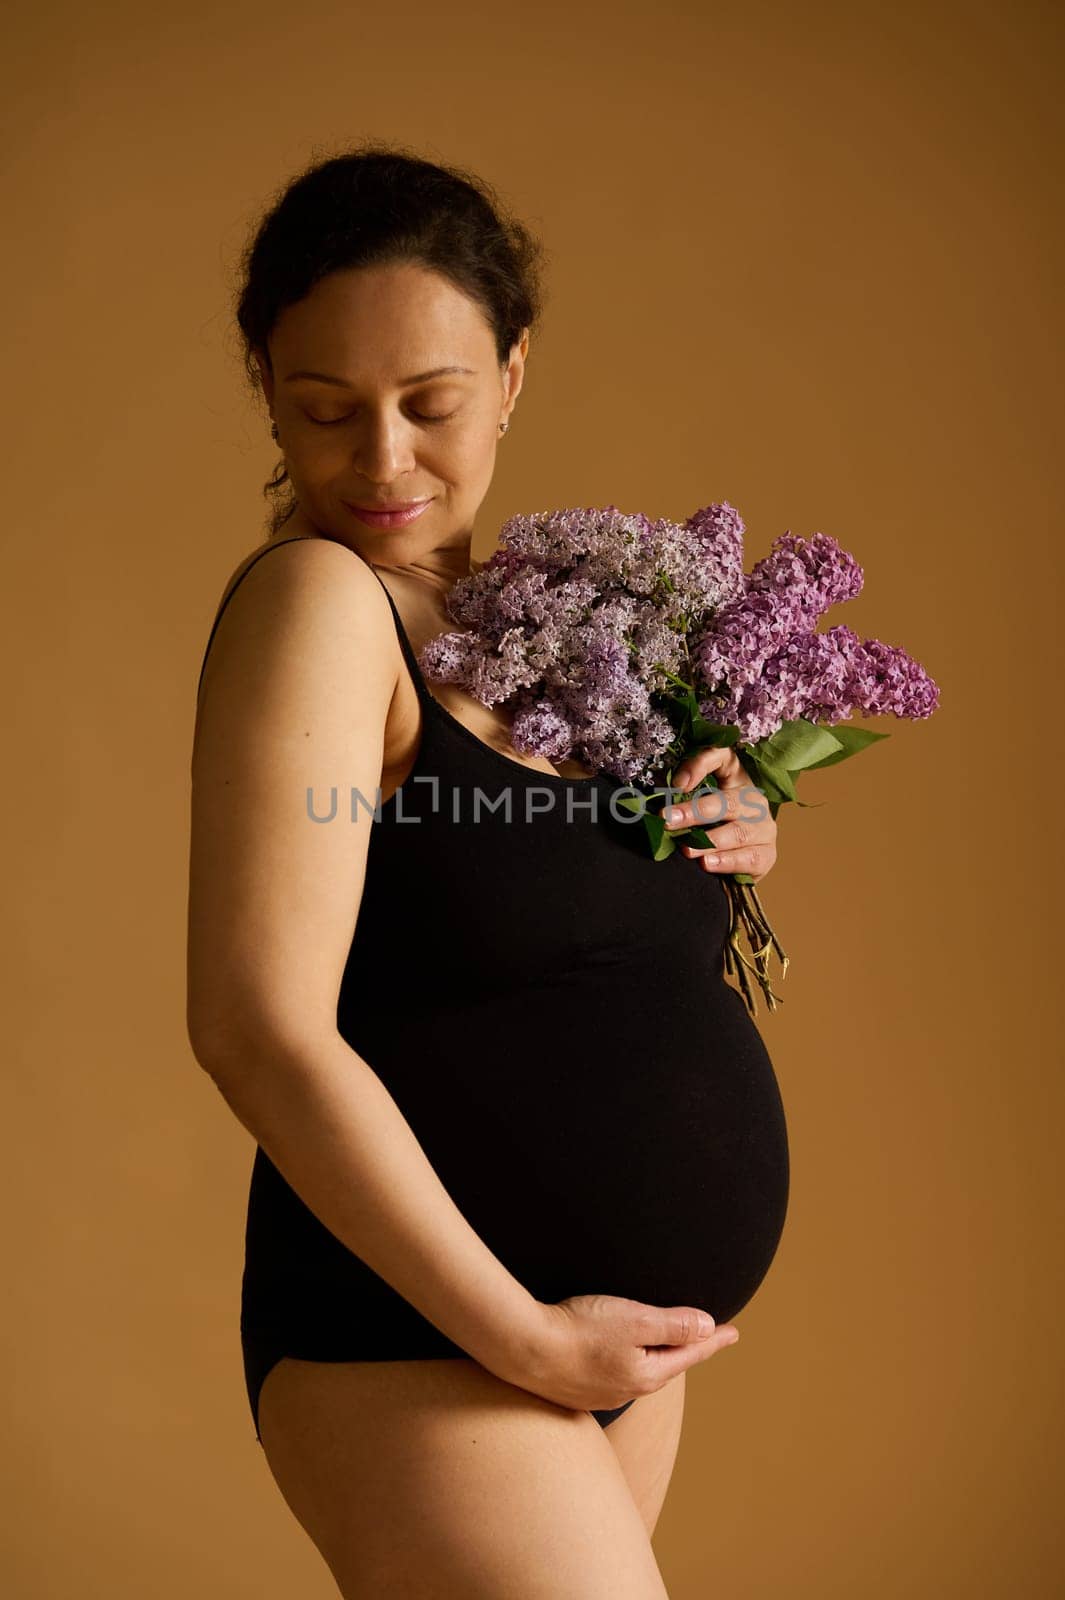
[364,565,437,711]
[196,535,309,695]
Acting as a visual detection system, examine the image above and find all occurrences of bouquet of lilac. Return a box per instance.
[419,503,939,1016]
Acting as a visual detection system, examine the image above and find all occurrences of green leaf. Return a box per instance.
[801,724,891,770]
[746,767,790,807]
[643,810,677,860]
[689,719,741,748]
[756,718,845,772]
[746,755,798,803]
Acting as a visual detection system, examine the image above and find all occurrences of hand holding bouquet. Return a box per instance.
[419,503,940,1017]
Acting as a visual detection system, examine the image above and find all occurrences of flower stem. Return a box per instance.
[659,668,695,693]
[722,879,788,1017]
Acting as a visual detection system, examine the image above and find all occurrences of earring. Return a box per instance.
[499,420,509,434]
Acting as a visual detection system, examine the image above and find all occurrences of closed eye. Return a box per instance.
[305,409,457,426]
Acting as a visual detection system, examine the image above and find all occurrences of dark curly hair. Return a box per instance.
[232,139,549,536]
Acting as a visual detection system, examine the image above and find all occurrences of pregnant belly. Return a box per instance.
[354,971,792,1330]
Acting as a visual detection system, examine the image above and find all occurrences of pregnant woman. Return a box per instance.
[187,143,789,1599]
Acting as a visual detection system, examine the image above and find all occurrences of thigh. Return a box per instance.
[257,1355,672,1600]
[601,1372,687,1538]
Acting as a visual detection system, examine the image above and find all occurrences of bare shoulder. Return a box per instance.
[196,535,398,717]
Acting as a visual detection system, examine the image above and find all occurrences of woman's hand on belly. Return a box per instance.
[497,1291,740,1415]
[665,744,778,883]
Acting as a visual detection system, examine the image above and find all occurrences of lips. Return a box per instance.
[343,499,433,529]
[349,500,429,511]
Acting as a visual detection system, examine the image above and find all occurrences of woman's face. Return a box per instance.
[256,261,527,579]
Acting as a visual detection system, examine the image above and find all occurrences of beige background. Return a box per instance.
[4,0,1062,1594]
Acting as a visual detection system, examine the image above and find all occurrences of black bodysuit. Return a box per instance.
[196,536,791,1442]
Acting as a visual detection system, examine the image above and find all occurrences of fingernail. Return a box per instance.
[673,769,691,789]
[663,806,683,825]
[698,1312,715,1336]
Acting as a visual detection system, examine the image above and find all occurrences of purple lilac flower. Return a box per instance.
[418,505,938,783]
[702,624,940,744]
[419,503,746,780]
[692,530,865,691]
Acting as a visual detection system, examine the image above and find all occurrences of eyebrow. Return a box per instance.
[282,365,477,387]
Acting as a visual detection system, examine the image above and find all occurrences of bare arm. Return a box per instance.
[186,538,546,1382]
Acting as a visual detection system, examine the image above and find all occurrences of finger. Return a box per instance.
[680,825,776,863]
[691,843,773,878]
[680,817,767,854]
[681,838,770,864]
[640,1325,741,1383]
[663,783,770,832]
[640,1305,720,1345]
[672,744,751,794]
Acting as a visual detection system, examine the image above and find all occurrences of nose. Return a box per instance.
[350,409,417,482]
